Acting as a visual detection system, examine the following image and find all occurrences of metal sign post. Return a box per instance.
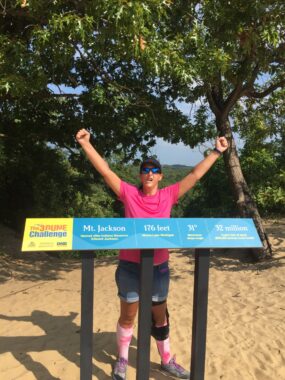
[190,249,210,380]
[136,250,155,380]
[80,252,95,380]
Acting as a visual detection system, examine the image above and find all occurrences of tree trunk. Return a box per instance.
[218,120,272,259]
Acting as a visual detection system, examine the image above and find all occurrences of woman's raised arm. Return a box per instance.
[178,137,228,199]
[76,129,121,196]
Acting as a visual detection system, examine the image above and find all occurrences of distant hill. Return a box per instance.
[163,164,193,169]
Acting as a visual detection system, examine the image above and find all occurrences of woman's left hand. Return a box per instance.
[216,136,228,153]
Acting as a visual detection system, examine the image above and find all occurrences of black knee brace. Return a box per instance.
[151,303,170,341]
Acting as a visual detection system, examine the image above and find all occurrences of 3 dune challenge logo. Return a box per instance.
[29,224,68,238]
[22,218,73,251]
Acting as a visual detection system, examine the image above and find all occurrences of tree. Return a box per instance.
[135,0,285,256]
[191,1,285,256]
[235,89,285,215]
[80,0,282,258]
[1,1,189,155]
[1,0,190,229]
[1,1,284,256]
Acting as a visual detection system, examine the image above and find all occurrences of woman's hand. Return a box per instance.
[215,136,228,153]
[76,128,90,146]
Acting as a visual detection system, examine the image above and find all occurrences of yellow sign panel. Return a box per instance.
[22,218,73,251]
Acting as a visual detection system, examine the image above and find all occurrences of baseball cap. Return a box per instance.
[140,157,162,172]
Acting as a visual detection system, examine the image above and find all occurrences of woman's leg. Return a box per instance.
[152,302,190,379]
[119,299,139,328]
[152,262,171,365]
[113,300,139,380]
[151,301,171,364]
[113,260,140,379]
[117,299,138,360]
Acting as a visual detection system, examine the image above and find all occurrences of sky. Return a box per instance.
[150,102,244,166]
[150,139,206,166]
[149,101,211,166]
[151,133,244,166]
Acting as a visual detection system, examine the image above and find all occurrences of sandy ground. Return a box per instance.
[0,219,284,380]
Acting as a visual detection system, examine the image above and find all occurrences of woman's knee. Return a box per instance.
[152,301,167,326]
[119,300,138,327]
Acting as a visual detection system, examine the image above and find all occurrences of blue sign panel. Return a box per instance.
[72,218,137,250]
[72,218,262,250]
[134,219,180,249]
[205,218,261,248]
[176,218,211,248]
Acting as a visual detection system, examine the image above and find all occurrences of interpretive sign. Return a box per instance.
[22,217,262,251]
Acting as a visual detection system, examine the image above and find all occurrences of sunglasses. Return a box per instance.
[140,167,161,174]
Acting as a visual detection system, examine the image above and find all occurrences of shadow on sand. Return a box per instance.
[0,310,180,380]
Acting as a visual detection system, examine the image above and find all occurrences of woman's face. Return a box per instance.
[139,165,163,191]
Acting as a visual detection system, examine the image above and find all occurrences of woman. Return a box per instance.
[76,128,228,379]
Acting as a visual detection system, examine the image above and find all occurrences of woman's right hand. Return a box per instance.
[76,128,90,145]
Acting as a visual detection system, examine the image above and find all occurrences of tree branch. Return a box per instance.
[246,79,285,98]
[246,64,260,90]
[73,45,148,98]
[206,88,221,118]
[50,93,80,97]
[224,63,259,113]
[224,81,243,115]
[62,144,78,155]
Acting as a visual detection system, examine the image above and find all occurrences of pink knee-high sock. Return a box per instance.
[155,321,171,364]
[116,323,133,361]
[156,338,171,364]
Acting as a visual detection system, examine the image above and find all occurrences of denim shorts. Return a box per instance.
[115,260,170,303]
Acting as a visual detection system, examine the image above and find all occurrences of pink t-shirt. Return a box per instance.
[118,181,180,264]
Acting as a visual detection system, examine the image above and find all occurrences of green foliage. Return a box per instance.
[0,0,284,244]
[184,157,236,217]
[235,89,285,215]
[241,148,285,215]
[255,183,285,213]
[0,142,118,230]
[1,1,284,153]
